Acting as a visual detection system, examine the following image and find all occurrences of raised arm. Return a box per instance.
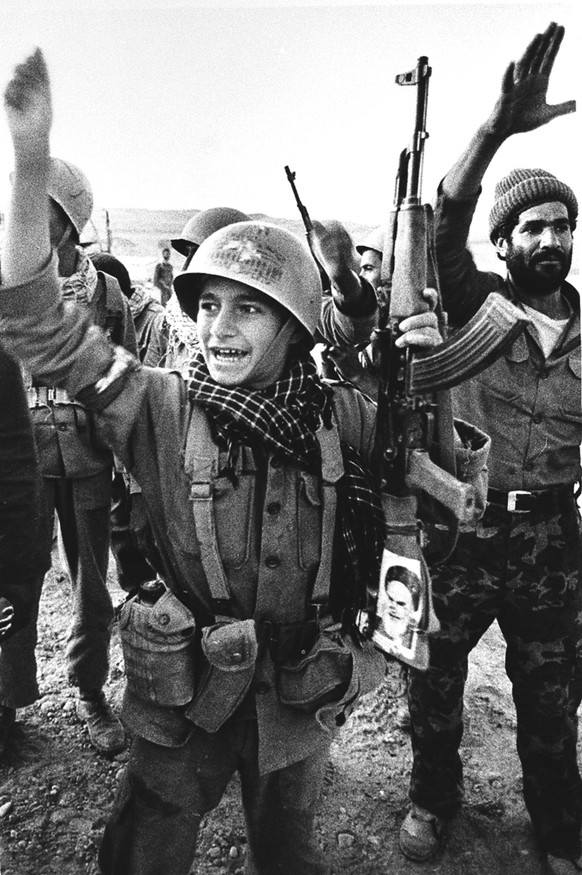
[2,48,52,284]
[310,219,377,316]
[443,22,576,200]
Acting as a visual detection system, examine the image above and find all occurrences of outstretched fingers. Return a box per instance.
[513,22,565,82]
[539,23,565,75]
[514,31,543,81]
[500,61,516,95]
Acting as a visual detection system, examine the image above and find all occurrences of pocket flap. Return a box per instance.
[201,619,258,671]
[278,633,353,711]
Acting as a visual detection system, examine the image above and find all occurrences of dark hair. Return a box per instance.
[492,215,520,246]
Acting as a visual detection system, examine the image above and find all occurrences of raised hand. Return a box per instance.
[484,22,576,140]
[4,48,52,154]
[310,219,368,308]
[2,47,52,284]
[310,220,360,280]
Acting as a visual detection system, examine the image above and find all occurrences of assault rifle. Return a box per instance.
[284,165,331,292]
[362,57,527,669]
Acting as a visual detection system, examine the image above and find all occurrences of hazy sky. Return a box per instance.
[0,1,579,235]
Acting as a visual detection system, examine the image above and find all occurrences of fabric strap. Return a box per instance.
[184,403,344,617]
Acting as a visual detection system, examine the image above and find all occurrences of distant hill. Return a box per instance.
[86,206,376,267]
[87,205,576,284]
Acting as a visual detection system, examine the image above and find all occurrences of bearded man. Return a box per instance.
[399,23,582,875]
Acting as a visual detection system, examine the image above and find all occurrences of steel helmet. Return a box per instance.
[171,207,250,255]
[47,157,94,239]
[355,226,384,256]
[173,221,321,346]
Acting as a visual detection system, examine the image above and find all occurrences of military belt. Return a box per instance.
[487,485,575,514]
[257,611,319,665]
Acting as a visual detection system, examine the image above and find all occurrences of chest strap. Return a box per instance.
[312,417,344,606]
[183,403,344,616]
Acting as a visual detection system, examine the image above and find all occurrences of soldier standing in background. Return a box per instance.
[152,244,173,306]
[0,156,137,756]
[90,251,163,594]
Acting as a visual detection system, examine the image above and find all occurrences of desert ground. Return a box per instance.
[0,542,570,875]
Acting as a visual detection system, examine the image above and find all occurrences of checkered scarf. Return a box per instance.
[188,352,385,629]
[61,250,98,305]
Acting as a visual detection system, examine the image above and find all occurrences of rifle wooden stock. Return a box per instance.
[410,293,529,394]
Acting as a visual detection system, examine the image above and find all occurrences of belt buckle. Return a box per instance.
[507,490,532,513]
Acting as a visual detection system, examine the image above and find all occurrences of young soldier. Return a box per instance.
[399,24,581,875]
[1,49,476,875]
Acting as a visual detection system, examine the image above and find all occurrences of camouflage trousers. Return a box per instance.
[408,491,582,858]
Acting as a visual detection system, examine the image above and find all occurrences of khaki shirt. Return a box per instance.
[434,186,582,490]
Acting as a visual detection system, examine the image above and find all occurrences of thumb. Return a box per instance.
[548,98,576,120]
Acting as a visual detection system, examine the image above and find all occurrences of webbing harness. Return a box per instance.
[183,403,344,622]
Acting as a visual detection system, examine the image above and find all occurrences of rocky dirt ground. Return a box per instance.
[0,546,574,875]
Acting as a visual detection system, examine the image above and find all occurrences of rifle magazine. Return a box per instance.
[410,293,528,394]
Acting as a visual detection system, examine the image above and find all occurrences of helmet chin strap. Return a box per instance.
[241,316,306,390]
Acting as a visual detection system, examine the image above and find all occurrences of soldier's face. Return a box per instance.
[359,249,382,292]
[197,278,286,388]
[497,202,573,296]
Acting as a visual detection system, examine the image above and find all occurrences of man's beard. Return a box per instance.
[506,245,572,297]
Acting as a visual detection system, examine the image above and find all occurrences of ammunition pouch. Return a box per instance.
[185,618,258,733]
[119,587,196,707]
[258,613,319,666]
[276,629,353,714]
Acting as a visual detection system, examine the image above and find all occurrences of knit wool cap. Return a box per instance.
[488,168,578,241]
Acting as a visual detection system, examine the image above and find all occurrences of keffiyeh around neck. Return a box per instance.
[60,250,99,305]
[187,352,332,474]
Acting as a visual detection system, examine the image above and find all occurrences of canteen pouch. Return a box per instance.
[185,618,258,733]
[119,587,196,706]
[277,630,354,714]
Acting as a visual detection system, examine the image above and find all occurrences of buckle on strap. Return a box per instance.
[189,480,213,500]
[507,490,534,513]
[27,385,71,406]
